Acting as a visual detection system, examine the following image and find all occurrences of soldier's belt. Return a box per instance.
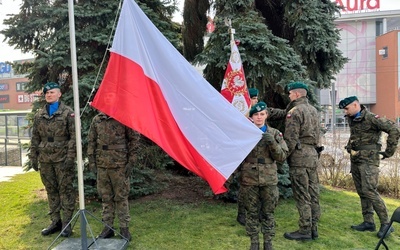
[101,144,127,150]
[245,157,273,164]
[44,136,68,142]
[352,144,380,151]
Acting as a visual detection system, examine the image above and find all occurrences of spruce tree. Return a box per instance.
[1,0,179,198]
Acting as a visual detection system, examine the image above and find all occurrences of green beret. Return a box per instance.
[248,88,259,98]
[43,82,60,94]
[249,101,267,117]
[339,96,358,109]
[286,82,308,92]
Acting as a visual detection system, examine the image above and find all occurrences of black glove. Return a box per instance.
[379,151,389,160]
[64,157,75,168]
[315,146,324,159]
[125,162,134,178]
[263,132,275,145]
[31,160,39,171]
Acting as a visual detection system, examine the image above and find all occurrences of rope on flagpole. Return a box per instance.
[80,0,123,117]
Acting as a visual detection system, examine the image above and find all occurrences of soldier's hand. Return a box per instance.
[379,151,389,160]
[262,132,275,145]
[31,161,39,171]
[64,158,75,168]
[125,162,134,178]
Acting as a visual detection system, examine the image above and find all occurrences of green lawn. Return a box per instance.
[0,171,399,250]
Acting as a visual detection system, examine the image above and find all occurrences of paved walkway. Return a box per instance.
[0,155,29,182]
[0,166,29,182]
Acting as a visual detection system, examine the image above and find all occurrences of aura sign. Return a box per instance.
[336,0,380,12]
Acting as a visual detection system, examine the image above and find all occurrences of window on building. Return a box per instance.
[381,46,388,59]
[16,82,27,92]
[376,19,383,36]
[387,17,400,32]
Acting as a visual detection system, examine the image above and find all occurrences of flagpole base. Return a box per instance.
[49,209,129,250]
[52,238,129,250]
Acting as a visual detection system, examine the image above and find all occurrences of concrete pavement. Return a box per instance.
[0,166,29,182]
[0,155,29,182]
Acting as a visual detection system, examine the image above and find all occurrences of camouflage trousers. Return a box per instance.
[289,167,320,234]
[237,185,246,215]
[242,184,279,240]
[40,162,76,223]
[351,161,389,224]
[97,167,130,228]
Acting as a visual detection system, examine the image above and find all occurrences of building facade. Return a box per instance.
[0,59,37,110]
[321,0,400,127]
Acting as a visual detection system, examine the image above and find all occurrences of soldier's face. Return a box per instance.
[288,90,299,101]
[251,110,267,127]
[343,101,360,116]
[45,89,61,104]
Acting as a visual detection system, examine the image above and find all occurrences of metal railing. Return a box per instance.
[0,112,30,166]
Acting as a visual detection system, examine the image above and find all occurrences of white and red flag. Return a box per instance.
[91,0,262,194]
[220,38,251,115]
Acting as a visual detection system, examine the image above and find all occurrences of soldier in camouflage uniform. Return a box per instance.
[87,112,140,241]
[242,102,288,250]
[29,82,76,237]
[339,96,400,238]
[268,82,321,241]
[237,88,260,226]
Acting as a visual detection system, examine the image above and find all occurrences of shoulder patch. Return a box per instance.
[286,114,292,118]
[375,115,380,118]
[70,113,75,117]
[278,132,283,137]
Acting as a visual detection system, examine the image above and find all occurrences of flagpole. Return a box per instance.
[67,0,88,248]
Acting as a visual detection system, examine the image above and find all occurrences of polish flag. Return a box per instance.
[220,39,251,115]
[91,0,262,194]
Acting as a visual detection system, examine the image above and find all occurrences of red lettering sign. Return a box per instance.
[336,0,380,12]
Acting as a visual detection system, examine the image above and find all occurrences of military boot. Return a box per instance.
[311,225,318,240]
[250,242,259,250]
[98,226,115,239]
[283,230,312,241]
[120,227,132,241]
[250,236,259,250]
[351,221,376,232]
[60,222,72,237]
[263,240,273,250]
[41,220,62,236]
[237,212,246,226]
[377,224,394,238]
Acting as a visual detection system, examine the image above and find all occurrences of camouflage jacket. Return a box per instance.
[241,127,288,186]
[87,113,141,168]
[346,105,400,157]
[30,102,76,163]
[284,97,320,167]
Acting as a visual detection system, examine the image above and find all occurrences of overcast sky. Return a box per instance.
[0,0,184,62]
[1,0,400,62]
